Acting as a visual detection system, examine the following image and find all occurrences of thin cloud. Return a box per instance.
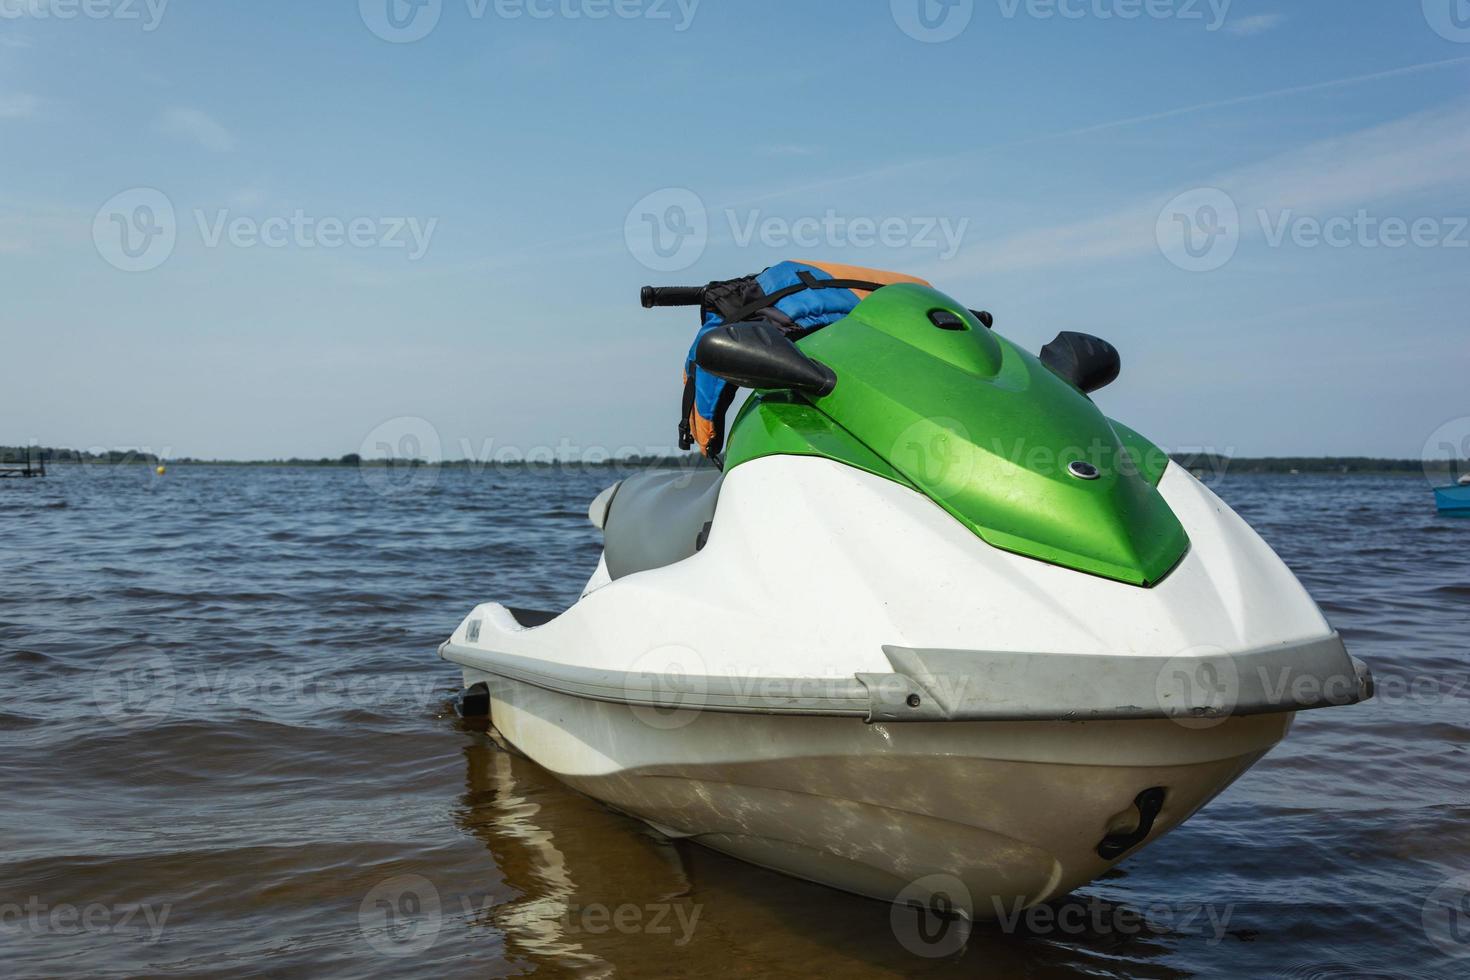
[943,99,1470,276]
[1030,55,1470,142]
[1225,13,1285,37]
[453,56,1470,273]
[227,186,271,209]
[725,55,1470,209]
[759,144,820,157]
[0,93,39,118]
[0,203,85,255]
[156,107,237,152]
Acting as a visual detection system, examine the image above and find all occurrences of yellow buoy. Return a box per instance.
[156,465,167,476]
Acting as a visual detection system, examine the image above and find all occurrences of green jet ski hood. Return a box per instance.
[723,284,1190,587]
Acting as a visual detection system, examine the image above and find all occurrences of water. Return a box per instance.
[2,465,1467,978]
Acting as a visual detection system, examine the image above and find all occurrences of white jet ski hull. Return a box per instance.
[441,456,1370,916]
[466,671,1288,917]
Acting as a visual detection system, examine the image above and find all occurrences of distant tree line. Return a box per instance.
[1171,454,1465,474]
[1,446,162,465]
[0,447,707,469]
[4,446,1462,474]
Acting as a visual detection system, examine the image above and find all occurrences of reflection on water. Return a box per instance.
[1,466,1466,977]
[451,712,1199,979]
[459,719,696,976]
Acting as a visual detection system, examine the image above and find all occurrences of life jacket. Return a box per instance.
[680,260,930,458]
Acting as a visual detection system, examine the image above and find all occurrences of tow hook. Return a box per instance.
[1097,787,1167,860]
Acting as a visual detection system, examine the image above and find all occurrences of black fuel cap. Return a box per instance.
[928,310,967,331]
[1068,460,1101,481]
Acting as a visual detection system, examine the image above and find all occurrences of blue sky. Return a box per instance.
[1,0,1467,460]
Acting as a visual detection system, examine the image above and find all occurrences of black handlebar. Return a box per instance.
[641,285,706,309]
[644,286,996,331]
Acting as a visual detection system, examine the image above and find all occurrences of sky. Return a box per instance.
[1,0,1467,461]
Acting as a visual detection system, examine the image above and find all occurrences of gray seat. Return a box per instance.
[597,468,723,580]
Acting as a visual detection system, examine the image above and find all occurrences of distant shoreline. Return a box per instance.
[3,447,1463,476]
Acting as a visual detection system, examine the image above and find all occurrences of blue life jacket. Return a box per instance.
[681,260,929,457]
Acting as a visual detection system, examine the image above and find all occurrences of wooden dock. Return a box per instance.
[0,447,46,478]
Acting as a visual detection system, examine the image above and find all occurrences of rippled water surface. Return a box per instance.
[3,465,1467,978]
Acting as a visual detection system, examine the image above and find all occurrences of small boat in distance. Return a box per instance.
[1435,470,1470,514]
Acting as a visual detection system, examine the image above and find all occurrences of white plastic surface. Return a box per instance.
[449,457,1332,682]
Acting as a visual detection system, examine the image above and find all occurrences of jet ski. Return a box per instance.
[439,263,1373,920]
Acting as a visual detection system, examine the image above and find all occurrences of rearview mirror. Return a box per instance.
[696,320,838,396]
[1040,332,1121,394]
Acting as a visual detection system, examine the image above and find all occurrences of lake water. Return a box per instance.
[3,465,1467,978]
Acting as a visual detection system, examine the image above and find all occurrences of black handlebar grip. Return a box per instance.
[641,286,706,309]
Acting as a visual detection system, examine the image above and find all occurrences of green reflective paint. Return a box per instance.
[1109,418,1172,487]
[724,391,915,487]
[724,284,1189,587]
